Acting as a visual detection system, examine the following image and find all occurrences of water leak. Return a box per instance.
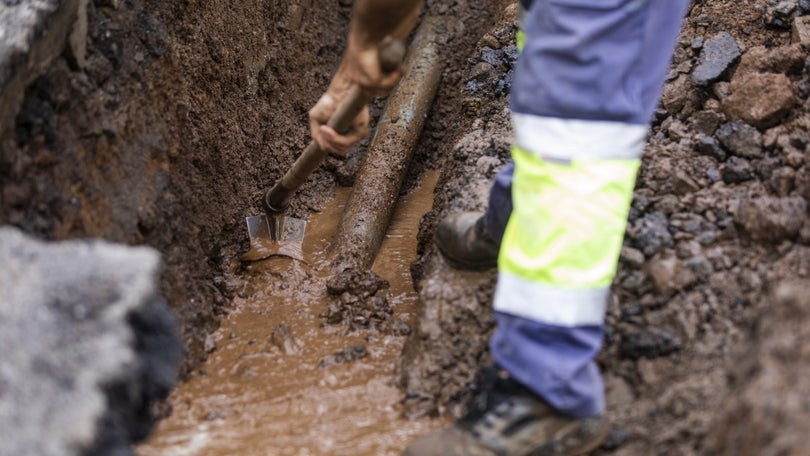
[137,171,445,456]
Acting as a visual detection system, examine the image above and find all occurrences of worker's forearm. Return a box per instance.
[350,0,423,47]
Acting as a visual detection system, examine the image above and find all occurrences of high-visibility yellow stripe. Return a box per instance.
[512,113,648,161]
[498,146,639,291]
[517,29,526,52]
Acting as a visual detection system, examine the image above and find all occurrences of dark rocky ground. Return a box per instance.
[400,0,810,454]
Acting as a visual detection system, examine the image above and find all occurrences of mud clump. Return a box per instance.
[319,345,369,369]
[735,195,807,242]
[324,268,395,331]
[619,328,683,360]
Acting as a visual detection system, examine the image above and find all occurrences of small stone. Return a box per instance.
[692,32,741,85]
[691,36,704,50]
[646,253,698,295]
[685,256,714,277]
[721,156,755,184]
[629,212,673,256]
[203,334,217,353]
[672,169,701,195]
[696,136,728,161]
[620,328,682,359]
[620,246,646,269]
[764,1,798,29]
[270,324,301,355]
[691,110,724,135]
[319,344,368,368]
[723,72,795,129]
[793,16,810,45]
[716,121,763,158]
[735,196,807,242]
[661,74,698,116]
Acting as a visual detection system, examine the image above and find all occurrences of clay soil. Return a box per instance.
[3,0,810,454]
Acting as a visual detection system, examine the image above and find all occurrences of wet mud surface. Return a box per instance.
[5,0,810,454]
[138,173,447,455]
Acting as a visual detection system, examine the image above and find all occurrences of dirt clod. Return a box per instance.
[325,268,393,331]
[319,344,368,369]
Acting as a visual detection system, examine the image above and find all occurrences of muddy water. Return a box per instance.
[138,171,445,456]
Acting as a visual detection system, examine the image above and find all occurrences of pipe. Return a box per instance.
[330,15,443,272]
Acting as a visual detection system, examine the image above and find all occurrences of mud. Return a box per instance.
[138,171,446,456]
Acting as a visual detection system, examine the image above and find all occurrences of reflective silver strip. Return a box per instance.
[512,113,648,161]
[493,271,608,326]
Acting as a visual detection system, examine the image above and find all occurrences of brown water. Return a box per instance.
[137,171,445,456]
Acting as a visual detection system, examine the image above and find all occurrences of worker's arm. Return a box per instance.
[310,0,423,157]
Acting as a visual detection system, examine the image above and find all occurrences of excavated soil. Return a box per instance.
[4,0,810,454]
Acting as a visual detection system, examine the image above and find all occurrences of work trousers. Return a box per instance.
[487,0,688,418]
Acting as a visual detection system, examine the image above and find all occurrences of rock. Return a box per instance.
[325,268,393,331]
[690,110,724,135]
[685,256,714,277]
[645,253,698,295]
[736,44,806,75]
[721,156,755,183]
[620,328,682,359]
[672,169,701,195]
[661,73,698,117]
[735,196,807,242]
[319,345,368,368]
[716,121,764,158]
[692,32,741,85]
[629,212,673,256]
[620,246,646,269]
[793,16,810,44]
[696,136,728,161]
[270,324,301,355]
[769,167,796,196]
[723,72,795,129]
[0,227,182,456]
[763,0,798,29]
[0,0,83,147]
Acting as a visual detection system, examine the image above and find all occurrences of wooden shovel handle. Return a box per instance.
[264,39,406,214]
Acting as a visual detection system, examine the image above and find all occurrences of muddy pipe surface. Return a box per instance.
[331,15,443,271]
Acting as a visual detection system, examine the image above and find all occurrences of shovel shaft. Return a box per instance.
[263,39,406,214]
[264,85,368,212]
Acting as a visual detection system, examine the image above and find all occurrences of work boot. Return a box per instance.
[435,211,499,270]
[401,368,610,456]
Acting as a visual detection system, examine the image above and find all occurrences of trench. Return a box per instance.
[137,171,445,456]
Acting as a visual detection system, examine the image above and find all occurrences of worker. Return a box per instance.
[310,0,689,454]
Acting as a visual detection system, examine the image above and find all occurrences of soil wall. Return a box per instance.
[1,0,352,373]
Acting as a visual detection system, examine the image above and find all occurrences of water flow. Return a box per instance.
[137,171,444,456]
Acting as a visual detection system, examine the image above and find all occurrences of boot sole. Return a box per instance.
[435,242,498,271]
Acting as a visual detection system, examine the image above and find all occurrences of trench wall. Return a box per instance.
[0,0,347,373]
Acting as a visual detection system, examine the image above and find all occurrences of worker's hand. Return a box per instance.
[309,38,404,158]
[309,87,370,159]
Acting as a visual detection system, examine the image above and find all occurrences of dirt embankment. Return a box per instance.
[2,0,355,373]
[401,0,810,454]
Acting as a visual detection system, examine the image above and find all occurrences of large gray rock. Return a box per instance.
[0,227,182,456]
[0,0,81,150]
[692,32,741,85]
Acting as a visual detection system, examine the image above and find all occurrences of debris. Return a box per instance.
[716,121,764,158]
[692,32,740,85]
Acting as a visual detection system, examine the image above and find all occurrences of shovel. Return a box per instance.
[242,39,406,262]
